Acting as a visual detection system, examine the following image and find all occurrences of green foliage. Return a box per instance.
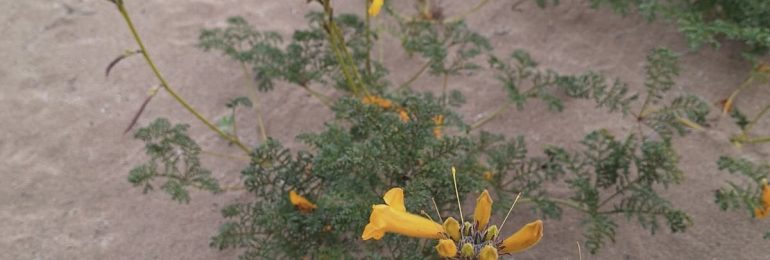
[714,156,768,216]
[535,0,770,58]
[200,14,387,93]
[489,49,638,113]
[211,95,484,259]
[730,108,750,130]
[218,96,252,137]
[128,118,220,203]
[123,3,712,258]
[399,19,492,76]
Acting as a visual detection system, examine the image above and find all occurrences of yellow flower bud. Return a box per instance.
[443,217,461,241]
[484,225,499,241]
[479,245,498,260]
[435,239,457,257]
[460,243,475,257]
[368,0,384,17]
[474,190,493,229]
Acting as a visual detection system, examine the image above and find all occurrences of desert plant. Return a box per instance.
[104,0,716,258]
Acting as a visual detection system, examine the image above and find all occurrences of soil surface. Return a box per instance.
[2,0,769,259]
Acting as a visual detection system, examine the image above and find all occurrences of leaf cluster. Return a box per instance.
[128,118,221,203]
[199,14,388,93]
[535,0,770,58]
[714,156,768,215]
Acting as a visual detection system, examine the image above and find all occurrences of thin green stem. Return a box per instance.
[441,73,449,107]
[742,136,770,144]
[470,102,512,130]
[598,178,642,208]
[743,103,770,134]
[519,197,587,212]
[398,60,431,90]
[365,0,373,76]
[231,107,239,141]
[723,76,754,115]
[202,150,250,162]
[443,0,492,23]
[239,62,269,142]
[320,0,367,96]
[115,3,250,154]
[300,83,334,107]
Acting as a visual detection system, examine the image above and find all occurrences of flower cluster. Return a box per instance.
[362,95,410,122]
[362,187,543,259]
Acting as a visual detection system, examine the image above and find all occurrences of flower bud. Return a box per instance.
[460,243,475,257]
[435,239,457,257]
[478,245,498,260]
[484,225,499,241]
[443,217,461,241]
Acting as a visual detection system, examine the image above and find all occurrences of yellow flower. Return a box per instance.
[435,239,457,257]
[483,171,494,181]
[289,190,317,213]
[362,169,544,258]
[478,245,499,260]
[368,0,384,17]
[433,115,445,138]
[499,220,544,254]
[362,188,444,240]
[474,190,493,229]
[362,95,393,109]
[397,107,410,122]
[754,181,770,219]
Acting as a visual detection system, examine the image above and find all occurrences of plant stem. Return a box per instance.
[743,136,770,144]
[519,197,587,212]
[470,102,512,130]
[320,0,367,96]
[743,103,770,135]
[443,0,493,23]
[598,178,642,208]
[115,3,250,154]
[723,76,753,115]
[398,60,431,90]
[365,0,373,76]
[202,150,250,162]
[300,83,334,107]
[239,62,269,142]
[441,73,449,107]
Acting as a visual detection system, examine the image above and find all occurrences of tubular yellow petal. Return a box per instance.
[499,220,543,254]
[474,190,493,229]
[362,204,444,240]
[435,239,457,257]
[479,245,499,260]
[383,188,406,212]
[443,217,461,241]
[289,191,317,213]
[368,0,384,17]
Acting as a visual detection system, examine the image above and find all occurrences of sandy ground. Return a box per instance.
[2,0,770,259]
